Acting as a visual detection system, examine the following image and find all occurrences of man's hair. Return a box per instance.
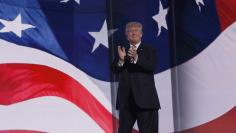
[125,22,143,33]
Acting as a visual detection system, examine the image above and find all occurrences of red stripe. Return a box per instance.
[176,106,236,133]
[215,0,236,31]
[0,63,114,132]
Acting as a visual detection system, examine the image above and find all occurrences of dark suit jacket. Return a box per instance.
[112,43,160,110]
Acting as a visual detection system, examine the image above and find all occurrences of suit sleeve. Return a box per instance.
[136,47,157,72]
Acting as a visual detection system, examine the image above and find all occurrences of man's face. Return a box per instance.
[126,26,143,45]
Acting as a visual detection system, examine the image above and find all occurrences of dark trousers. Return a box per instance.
[118,94,159,133]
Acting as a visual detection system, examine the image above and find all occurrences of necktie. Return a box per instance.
[130,45,136,63]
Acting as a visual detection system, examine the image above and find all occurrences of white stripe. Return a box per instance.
[175,21,236,131]
[155,70,174,133]
[0,39,112,113]
[0,97,104,133]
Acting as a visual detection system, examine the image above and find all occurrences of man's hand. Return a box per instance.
[118,46,126,61]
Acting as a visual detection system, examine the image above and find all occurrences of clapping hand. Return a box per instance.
[118,46,126,62]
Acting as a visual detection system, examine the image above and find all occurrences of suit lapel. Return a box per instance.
[137,43,144,53]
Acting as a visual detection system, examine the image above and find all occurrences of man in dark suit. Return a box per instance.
[112,22,160,133]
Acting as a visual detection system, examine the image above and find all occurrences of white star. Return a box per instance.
[0,14,35,38]
[195,0,205,12]
[60,0,80,5]
[152,0,168,36]
[89,20,109,53]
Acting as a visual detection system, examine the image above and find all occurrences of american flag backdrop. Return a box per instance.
[0,0,173,132]
[0,0,236,133]
[0,0,114,133]
[173,0,236,132]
